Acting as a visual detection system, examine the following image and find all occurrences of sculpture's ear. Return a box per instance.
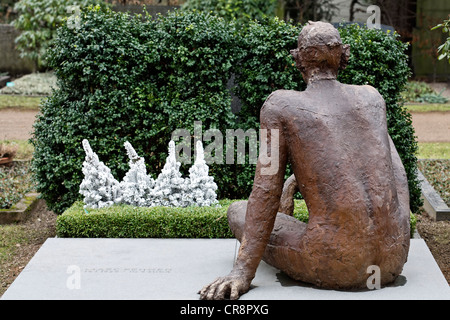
[290,48,299,61]
[339,44,350,70]
[290,48,301,69]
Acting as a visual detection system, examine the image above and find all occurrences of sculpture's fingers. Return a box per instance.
[198,285,208,298]
[214,281,231,300]
[199,278,219,299]
[230,283,240,300]
[198,282,208,297]
[205,278,223,300]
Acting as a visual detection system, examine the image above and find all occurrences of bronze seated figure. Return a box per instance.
[199,21,410,300]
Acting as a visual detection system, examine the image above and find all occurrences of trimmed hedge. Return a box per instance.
[57,200,416,238]
[56,200,309,238]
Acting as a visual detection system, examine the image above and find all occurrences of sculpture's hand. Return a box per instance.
[198,272,252,300]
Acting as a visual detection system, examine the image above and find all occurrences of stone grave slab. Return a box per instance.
[2,238,449,300]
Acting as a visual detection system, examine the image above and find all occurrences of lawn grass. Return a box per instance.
[405,103,450,113]
[417,142,450,159]
[0,95,42,110]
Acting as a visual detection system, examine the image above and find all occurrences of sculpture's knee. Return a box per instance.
[278,174,298,216]
[227,201,247,241]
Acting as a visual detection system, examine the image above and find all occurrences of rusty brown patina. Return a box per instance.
[199,21,410,300]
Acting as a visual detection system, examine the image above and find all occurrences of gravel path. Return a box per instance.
[411,111,450,143]
[0,109,38,141]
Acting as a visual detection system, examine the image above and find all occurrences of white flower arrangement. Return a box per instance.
[79,139,122,209]
[79,139,219,210]
[119,141,155,207]
[188,141,219,207]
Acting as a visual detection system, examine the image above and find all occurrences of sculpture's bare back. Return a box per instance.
[199,21,410,300]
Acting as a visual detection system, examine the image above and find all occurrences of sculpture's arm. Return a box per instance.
[234,102,288,278]
[199,99,288,300]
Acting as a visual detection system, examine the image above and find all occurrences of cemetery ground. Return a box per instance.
[0,97,449,298]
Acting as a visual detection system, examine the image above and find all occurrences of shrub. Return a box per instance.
[409,212,417,238]
[234,16,304,127]
[415,93,449,104]
[33,8,422,214]
[0,161,35,209]
[432,18,450,64]
[401,81,435,102]
[0,72,57,96]
[56,200,234,238]
[401,81,448,104]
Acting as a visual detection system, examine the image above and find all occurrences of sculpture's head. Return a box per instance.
[291,21,350,83]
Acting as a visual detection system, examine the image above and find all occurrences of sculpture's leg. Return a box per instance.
[228,199,307,242]
[227,200,308,277]
[228,174,299,239]
[227,201,373,288]
[278,174,298,216]
[227,201,247,242]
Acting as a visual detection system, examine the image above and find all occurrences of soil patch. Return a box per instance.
[0,200,57,297]
[416,212,450,284]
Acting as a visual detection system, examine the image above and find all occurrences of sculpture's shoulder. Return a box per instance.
[352,84,385,107]
[262,89,303,112]
[260,89,303,123]
[266,89,301,102]
[338,83,388,126]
